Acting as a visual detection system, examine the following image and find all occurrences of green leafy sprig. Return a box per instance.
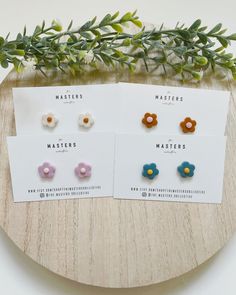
[0,11,236,81]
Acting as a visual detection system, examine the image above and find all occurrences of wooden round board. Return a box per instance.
[0,66,236,288]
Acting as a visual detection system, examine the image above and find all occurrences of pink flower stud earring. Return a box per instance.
[75,162,92,178]
[38,162,56,179]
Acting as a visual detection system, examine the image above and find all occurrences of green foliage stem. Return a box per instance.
[0,11,236,80]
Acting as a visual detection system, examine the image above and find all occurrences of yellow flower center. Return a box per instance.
[147,169,153,175]
[184,167,190,174]
[47,116,53,123]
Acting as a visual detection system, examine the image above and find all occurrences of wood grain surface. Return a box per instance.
[0,65,236,288]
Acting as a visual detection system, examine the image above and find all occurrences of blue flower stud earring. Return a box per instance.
[177,161,195,178]
[142,163,159,180]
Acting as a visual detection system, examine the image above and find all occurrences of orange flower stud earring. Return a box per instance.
[180,117,197,133]
[142,113,158,128]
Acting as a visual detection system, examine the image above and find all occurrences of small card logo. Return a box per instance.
[47,138,78,153]
[55,89,83,104]
[156,139,186,154]
[155,90,183,105]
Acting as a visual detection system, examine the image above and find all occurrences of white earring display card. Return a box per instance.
[10,82,229,204]
[118,83,230,135]
[114,134,226,203]
[7,133,115,202]
[13,84,120,135]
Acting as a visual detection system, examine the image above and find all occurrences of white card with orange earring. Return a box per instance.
[118,83,230,136]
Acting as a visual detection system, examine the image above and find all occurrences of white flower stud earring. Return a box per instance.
[42,113,58,128]
[78,113,94,129]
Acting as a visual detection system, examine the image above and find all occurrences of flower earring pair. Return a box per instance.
[141,112,197,133]
[42,112,94,129]
[38,162,92,179]
[142,161,195,180]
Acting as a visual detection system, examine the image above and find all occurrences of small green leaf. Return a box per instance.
[33,25,42,35]
[113,49,125,58]
[173,46,187,56]
[230,66,236,73]
[1,60,9,68]
[69,53,77,62]
[91,29,101,38]
[80,31,93,39]
[78,50,87,60]
[68,34,78,42]
[208,23,222,35]
[122,38,131,46]
[198,26,207,32]
[89,38,98,49]
[81,40,88,50]
[99,14,112,26]
[215,46,224,52]
[205,42,215,48]
[128,62,136,72]
[80,21,92,31]
[0,52,5,62]
[178,30,191,40]
[133,51,145,58]
[5,32,10,40]
[218,29,227,35]
[0,36,4,47]
[195,56,208,66]
[90,16,97,26]
[191,71,203,80]
[100,52,112,66]
[197,32,208,44]
[133,31,144,40]
[23,25,27,36]
[41,20,45,31]
[16,33,23,41]
[172,63,183,74]
[153,56,167,64]
[9,49,25,56]
[52,19,62,32]
[189,19,201,31]
[67,20,73,31]
[222,53,233,59]
[59,44,67,52]
[121,12,132,22]
[183,63,195,70]
[232,72,236,80]
[111,11,119,20]
[13,59,24,73]
[5,43,16,49]
[111,24,123,33]
[226,60,235,67]
[131,19,143,28]
[99,26,111,33]
[228,33,236,40]
[100,41,108,51]
[152,33,162,40]
[217,36,228,47]
[52,58,60,67]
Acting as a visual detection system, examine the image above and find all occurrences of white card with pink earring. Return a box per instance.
[7,133,115,202]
